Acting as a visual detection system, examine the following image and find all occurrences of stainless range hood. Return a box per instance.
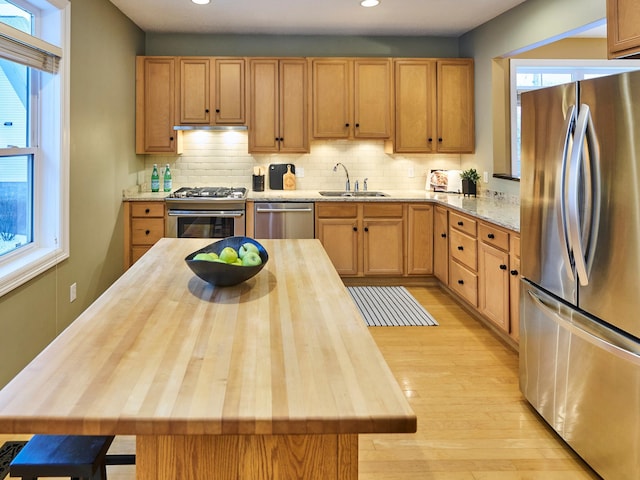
[173,125,248,131]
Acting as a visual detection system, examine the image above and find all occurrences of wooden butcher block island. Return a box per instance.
[0,238,416,479]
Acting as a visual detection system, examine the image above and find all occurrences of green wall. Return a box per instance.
[0,0,144,387]
[459,0,606,195]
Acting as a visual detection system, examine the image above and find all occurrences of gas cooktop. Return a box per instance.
[167,186,247,200]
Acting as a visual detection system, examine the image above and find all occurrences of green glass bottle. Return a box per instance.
[163,164,172,192]
[151,164,160,192]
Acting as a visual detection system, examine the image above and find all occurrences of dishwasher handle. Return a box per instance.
[255,207,314,213]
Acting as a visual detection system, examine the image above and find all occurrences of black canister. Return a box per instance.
[252,174,265,192]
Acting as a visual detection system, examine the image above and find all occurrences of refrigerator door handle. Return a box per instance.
[559,104,576,282]
[582,104,601,281]
[527,289,640,365]
[567,105,590,286]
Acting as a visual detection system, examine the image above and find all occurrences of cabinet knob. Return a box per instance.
[345,123,350,127]
[279,137,284,142]
[438,137,443,142]
[487,233,495,239]
[441,233,447,238]
[205,109,209,113]
[499,264,507,270]
[216,109,220,113]
[145,208,150,214]
[355,123,360,128]
[457,221,463,226]
[457,245,464,251]
[510,269,519,276]
[169,136,174,141]
[353,226,357,232]
[145,230,150,235]
[457,279,464,285]
[364,227,369,232]
[428,137,433,143]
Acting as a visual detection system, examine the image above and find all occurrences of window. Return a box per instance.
[0,0,69,297]
[510,59,640,178]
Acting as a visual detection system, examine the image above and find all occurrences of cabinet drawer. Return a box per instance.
[449,211,477,236]
[478,223,509,251]
[317,203,358,218]
[449,259,478,307]
[510,234,520,258]
[449,228,477,270]
[362,203,403,218]
[131,202,165,218]
[131,218,164,245]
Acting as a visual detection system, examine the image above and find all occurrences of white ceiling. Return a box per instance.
[108,0,531,37]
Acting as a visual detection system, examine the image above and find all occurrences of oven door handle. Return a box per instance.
[167,210,245,218]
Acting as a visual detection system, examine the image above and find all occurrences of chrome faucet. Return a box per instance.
[333,163,350,191]
[354,180,359,192]
[363,178,368,191]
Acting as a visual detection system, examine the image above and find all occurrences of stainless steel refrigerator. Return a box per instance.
[520,71,640,479]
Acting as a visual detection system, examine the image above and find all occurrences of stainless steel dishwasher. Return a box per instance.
[254,202,315,239]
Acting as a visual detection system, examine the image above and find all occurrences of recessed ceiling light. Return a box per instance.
[360,0,380,6]
[192,0,210,4]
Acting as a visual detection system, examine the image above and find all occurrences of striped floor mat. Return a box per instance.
[347,286,438,327]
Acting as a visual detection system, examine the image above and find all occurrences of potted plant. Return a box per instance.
[460,168,481,197]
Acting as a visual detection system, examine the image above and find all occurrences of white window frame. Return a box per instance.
[509,58,640,179]
[0,0,69,297]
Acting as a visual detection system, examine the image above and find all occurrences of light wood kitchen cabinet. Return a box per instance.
[311,58,392,139]
[509,235,521,342]
[248,58,308,153]
[607,0,640,58]
[316,202,404,277]
[135,57,181,154]
[177,57,246,126]
[478,238,510,332]
[448,211,478,306]
[392,58,474,153]
[123,201,165,269]
[315,203,359,275]
[433,206,448,283]
[406,204,433,275]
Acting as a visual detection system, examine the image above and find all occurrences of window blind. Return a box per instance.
[0,23,61,73]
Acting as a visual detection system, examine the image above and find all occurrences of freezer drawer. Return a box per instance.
[520,281,640,480]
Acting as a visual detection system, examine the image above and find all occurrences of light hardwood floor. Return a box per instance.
[0,285,599,479]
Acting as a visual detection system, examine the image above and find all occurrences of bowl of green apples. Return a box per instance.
[185,236,268,287]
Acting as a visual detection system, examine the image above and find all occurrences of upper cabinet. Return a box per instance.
[311,58,392,139]
[248,58,309,153]
[136,57,181,155]
[392,58,474,154]
[177,57,246,126]
[607,0,640,58]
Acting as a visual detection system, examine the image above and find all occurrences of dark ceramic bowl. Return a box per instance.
[185,236,269,287]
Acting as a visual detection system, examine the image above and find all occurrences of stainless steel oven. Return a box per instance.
[165,187,247,239]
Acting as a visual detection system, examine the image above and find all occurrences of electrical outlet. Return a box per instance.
[408,166,415,178]
[483,171,489,183]
[296,167,305,178]
[70,283,76,302]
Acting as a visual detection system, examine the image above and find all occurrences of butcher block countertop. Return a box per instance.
[0,238,416,437]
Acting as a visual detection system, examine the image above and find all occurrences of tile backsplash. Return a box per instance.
[141,130,464,192]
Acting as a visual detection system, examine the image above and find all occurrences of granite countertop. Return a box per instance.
[123,188,520,232]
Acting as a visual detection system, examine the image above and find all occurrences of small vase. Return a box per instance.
[462,179,477,197]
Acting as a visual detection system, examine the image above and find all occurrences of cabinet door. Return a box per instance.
[437,59,474,153]
[433,206,448,283]
[179,58,210,124]
[478,242,510,332]
[363,219,404,276]
[509,255,520,342]
[312,59,352,138]
[136,57,179,154]
[394,60,437,153]
[407,204,433,275]
[607,0,640,58]
[279,59,309,153]
[214,58,245,124]
[248,59,279,152]
[353,59,392,138]
[317,218,359,275]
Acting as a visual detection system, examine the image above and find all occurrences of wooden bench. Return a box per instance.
[9,435,134,480]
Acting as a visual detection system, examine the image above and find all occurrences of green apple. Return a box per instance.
[219,246,238,264]
[238,242,260,259]
[193,252,218,261]
[232,259,243,266]
[241,251,262,267]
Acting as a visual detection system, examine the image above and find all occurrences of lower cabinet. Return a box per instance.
[124,201,165,269]
[406,204,433,275]
[509,235,521,342]
[433,206,448,283]
[316,202,408,277]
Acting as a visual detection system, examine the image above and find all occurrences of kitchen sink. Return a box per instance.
[318,191,389,197]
